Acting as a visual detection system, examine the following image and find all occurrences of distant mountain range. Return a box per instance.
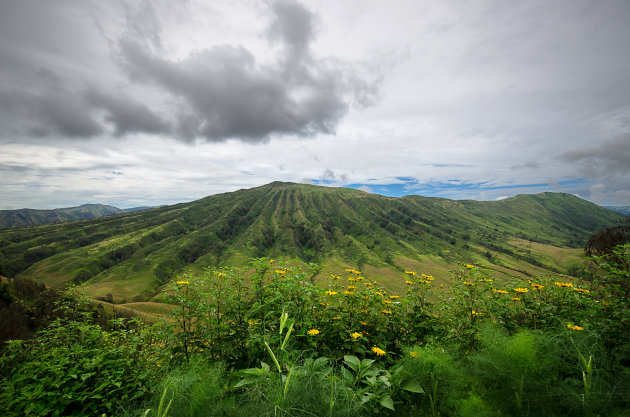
[604,206,630,216]
[0,182,623,303]
[0,204,152,229]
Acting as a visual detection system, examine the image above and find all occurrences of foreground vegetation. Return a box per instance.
[1,244,629,416]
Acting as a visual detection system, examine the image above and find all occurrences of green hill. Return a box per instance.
[0,204,126,229]
[0,182,623,302]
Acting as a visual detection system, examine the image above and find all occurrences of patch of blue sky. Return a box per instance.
[343,177,590,199]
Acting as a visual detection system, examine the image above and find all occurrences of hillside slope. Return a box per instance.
[0,182,623,301]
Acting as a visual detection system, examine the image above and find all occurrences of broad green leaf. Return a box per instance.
[233,376,262,388]
[344,355,360,371]
[314,357,329,369]
[400,379,425,393]
[379,394,395,410]
[361,359,375,367]
[340,366,354,384]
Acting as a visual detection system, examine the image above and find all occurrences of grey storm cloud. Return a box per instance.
[83,88,169,137]
[557,135,630,178]
[0,0,378,142]
[0,87,102,138]
[118,0,377,142]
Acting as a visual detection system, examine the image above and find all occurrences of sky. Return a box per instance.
[1,0,629,209]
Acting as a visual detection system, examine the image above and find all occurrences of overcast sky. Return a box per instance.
[1,0,629,209]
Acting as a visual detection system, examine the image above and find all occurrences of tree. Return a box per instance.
[585,217,630,266]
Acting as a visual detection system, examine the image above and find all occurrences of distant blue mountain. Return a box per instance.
[0,204,152,229]
[604,206,630,216]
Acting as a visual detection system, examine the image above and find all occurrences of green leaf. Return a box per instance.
[359,367,379,379]
[378,375,391,388]
[340,366,354,384]
[361,359,375,367]
[400,379,425,393]
[313,357,328,369]
[379,394,395,411]
[236,367,265,376]
[81,372,95,381]
[233,376,262,388]
[360,393,375,404]
[343,355,360,371]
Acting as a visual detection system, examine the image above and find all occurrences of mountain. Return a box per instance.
[0,182,623,302]
[0,204,153,229]
[604,206,630,216]
[123,206,154,213]
[0,204,124,229]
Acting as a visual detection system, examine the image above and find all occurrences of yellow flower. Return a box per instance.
[404,271,416,276]
[372,346,386,356]
[248,319,260,326]
[347,285,357,290]
[344,291,355,295]
[409,351,419,358]
[332,316,341,320]
[381,310,392,314]
[405,280,413,285]
[465,264,475,269]
[326,290,338,295]
[270,259,274,263]
[361,321,368,326]
[472,310,483,316]
[531,283,544,290]
[176,280,189,285]
[389,295,400,299]
[307,329,320,336]
[350,332,362,339]
[555,281,574,288]
[513,288,529,293]
[493,289,509,294]
[574,288,590,294]
[567,324,584,331]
